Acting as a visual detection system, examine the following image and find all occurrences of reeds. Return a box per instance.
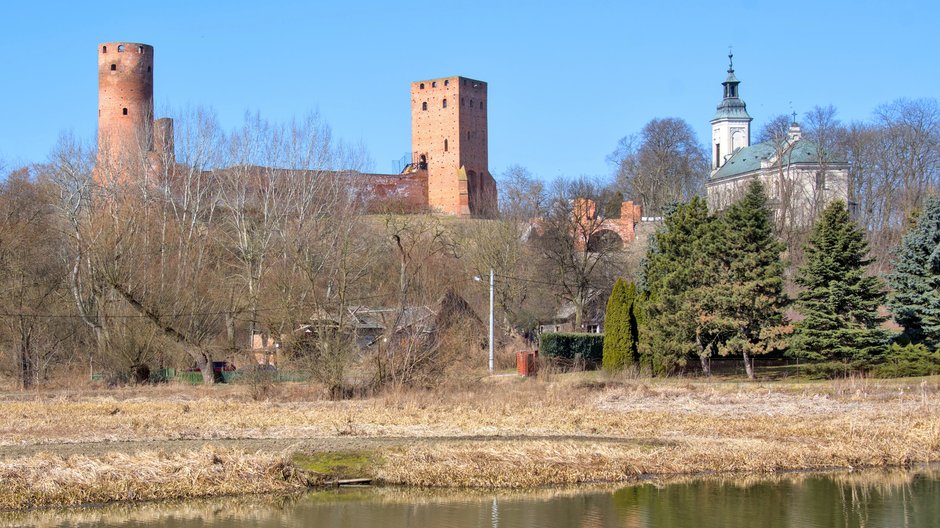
[0,447,315,511]
[0,374,937,508]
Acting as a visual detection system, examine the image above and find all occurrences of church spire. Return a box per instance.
[711,50,752,172]
[723,51,741,99]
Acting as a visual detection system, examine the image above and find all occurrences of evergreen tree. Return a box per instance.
[888,196,940,349]
[709,181,789,379]
[603,278,634,371]
[642,197,724,375]
[791,200,889,364]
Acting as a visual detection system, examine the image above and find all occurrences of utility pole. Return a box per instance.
[489,268,495,373]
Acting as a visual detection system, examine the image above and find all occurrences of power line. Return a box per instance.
[0,290,396,320]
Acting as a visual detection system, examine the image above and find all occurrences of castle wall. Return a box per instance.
[360,170,429,213]
[94,42,491,216]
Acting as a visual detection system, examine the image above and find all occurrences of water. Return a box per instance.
[3,468,938,527]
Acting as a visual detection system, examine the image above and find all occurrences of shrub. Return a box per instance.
[799,361,865,380]
[603,279,638,372]
[540,332,603,369]
[870,343,940,378]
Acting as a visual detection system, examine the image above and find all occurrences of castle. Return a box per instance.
[705,54,849,226]
[96,42,497,216]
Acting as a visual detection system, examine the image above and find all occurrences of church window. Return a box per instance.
[469,99,473,108]
[432,81,437,87]
[467,131,471,140]
[444,139,448,152]
[444,80,449,86]
[122,107,128,115]
[422,102,427,111]
[480,101,483,109]
[442,99,447,108]
[102,45,107,53]
[117,44,125,52]
[138,46,144,53]
[110,64,116,71]
[419,83,425,89]
[715,144,721,166]
[147,66,151,72]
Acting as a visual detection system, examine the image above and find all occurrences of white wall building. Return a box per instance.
[705,54,849,228]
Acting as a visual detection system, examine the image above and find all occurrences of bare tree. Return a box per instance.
[609,118,708,216]
[0,168,73,388]
[757,114,793,144]
[842,98,940,270]
[533,177,621,329]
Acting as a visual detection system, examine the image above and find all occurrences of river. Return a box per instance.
[2,467,938,527]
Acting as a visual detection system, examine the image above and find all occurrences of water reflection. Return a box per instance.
[2,467,937,528]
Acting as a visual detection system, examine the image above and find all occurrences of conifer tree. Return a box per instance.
[888,196,940,349]
[710,181,789,379]
[791,200,889,364]
[603,278,633,371]
[642,197,724,374]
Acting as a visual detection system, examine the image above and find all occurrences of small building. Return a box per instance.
[537,293,608,336]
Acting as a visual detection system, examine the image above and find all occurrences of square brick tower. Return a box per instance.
[411,76,496,217]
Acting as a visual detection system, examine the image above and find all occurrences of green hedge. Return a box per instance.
[540,332,604,367]
[870,343,940,378]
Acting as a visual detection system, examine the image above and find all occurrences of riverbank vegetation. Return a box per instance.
[0,374,937,509]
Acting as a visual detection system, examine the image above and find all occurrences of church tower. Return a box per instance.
[710,53,752,172]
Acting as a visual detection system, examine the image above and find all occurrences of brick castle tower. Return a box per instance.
[97,41,173,179]
[411,76,497,217]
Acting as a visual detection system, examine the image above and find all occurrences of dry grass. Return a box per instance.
[0,447,314,511]
[0,374,938,508]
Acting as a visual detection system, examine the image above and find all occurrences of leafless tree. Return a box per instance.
[609,118,708,217]
[0,168,73,388]
[841,98,940,271]
[532,177,621,329]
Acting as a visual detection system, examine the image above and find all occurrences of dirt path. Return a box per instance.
[0,434,663,460]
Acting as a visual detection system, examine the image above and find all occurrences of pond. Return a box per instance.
[3,467,938,527]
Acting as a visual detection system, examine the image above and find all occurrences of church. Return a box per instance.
[705,54,849,228]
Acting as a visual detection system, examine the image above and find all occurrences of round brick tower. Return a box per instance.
[97,42,154,166]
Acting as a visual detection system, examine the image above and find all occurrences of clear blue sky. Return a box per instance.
[2,0,938,180]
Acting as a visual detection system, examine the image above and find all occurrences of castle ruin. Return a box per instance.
[95,41,496,216]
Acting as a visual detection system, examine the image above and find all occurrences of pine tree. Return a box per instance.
[888,196,940,349]
[642,197,723,375]
[791,200,889,364]
[603,278,634,371]
[709,181,789,379]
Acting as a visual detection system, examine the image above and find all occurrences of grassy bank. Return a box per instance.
[0,447,316,511]
[0,374,938,510]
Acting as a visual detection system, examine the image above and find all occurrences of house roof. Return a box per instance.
[709,137,843,181]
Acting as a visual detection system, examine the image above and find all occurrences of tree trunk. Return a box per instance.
[196,350,215,385]
[18,344,32,390]
[699,354,711,377]
[743,350,755,380]
[696,333,710,376]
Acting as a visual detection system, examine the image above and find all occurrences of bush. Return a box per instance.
[870,343,940,378]
[799,361,865,380]
[540,332,603,369]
